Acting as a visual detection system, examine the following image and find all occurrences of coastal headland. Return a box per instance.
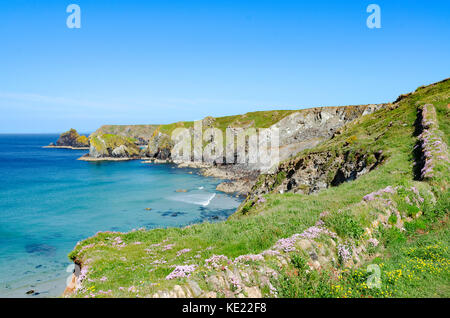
[55,78,449,298]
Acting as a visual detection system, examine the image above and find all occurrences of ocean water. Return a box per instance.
[0,134,242,297]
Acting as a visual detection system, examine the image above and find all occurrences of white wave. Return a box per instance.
[201,193,216,206]
[170,192,216,206]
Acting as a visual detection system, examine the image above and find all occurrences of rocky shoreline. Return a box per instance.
[43,145,89,150]
[77,155,138,162]
[154,159,258,196]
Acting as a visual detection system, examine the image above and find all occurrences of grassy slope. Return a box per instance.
[91,125,159,138]
[68,79,449,298]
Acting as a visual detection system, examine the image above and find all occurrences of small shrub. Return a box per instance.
[291,254,308,271]
[388,214,398,225]
[397,200,420,217]
[405,219,427,234]
[324,211,364,239]
[381,227,406,245]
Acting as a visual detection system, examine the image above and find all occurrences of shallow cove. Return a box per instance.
[0,134,242,297]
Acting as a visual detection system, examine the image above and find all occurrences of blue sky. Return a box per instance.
[0,0,449,133]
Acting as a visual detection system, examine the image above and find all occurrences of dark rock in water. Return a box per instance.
[160,211,186,217]
[35,265,43,269]
[32,292,40,296]
[199,209,234,222]
[26,290,35,295]
[25,243,56,256]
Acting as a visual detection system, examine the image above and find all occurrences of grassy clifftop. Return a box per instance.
[68,79,449,298]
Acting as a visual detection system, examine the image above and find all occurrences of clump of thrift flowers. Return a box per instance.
[338,244,352,263]
[205,255,230,270]
[363,186,397,201]
[233,254,264,264]
[176,248,191,257]
[112,236,127,248]
[417,104,449,179]
[299,225,337,239]
[162,244,175,251]
[274,235,299,252]
[165,265,197,280]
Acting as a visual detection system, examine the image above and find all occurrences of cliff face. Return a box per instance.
[85,104,384,166]
[81,104,384,194]
[144,132,174,160]
[89,134,141,158]
[272,104,383,164]
[237,149,385,215]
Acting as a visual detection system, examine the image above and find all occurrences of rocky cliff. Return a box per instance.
[237,149,386,215]
[88,134,141,159]
[80,104,384,194]
[47,128,89,148]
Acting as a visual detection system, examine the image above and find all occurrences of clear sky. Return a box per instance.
[0,0,449,133]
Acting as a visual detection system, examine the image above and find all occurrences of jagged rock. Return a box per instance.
[89,134,140,158]
[239,149,385,213]
[309,251,319,261]
[216,180,252,196]
[56,129,89,147]
[111,145,128,157]
[146,132,174,160]
[187,280,202,297]
[297,239,312,251]
[243,286,261,298]
[173,285,186,298]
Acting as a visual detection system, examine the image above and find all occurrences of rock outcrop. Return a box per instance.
[89,134,140,159]
[144,132,174,160]
[272,104,384,163]
[52,129,89,148]
[237,149,385,215]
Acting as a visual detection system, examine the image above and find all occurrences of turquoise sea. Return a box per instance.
[0,134,242,297]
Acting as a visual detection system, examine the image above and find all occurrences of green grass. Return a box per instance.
[68,79,449,298]
[330,219,449,298]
